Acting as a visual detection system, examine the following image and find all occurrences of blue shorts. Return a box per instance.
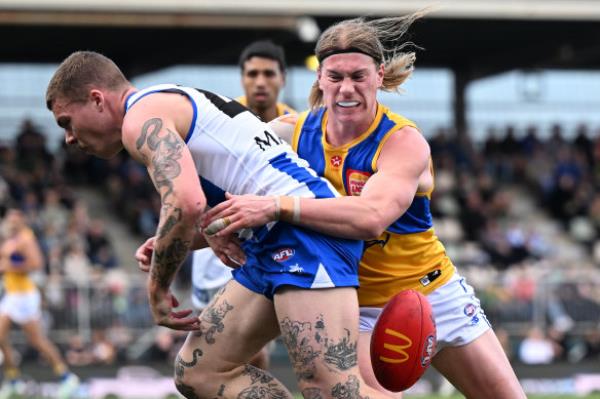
[233,222,363,299]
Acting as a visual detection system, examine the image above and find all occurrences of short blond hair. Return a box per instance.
[309,12,425,108]
[46,51,129,110]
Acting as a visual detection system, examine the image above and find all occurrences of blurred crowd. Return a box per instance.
[428,122,600,364]
[0,117,600,370]
[0,120,119,279]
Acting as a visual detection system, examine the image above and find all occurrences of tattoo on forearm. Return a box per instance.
[151,238,190,286]
[158,207,183,238]
[243,364,274,384]
[175,348,203,379]
[324,329,357,370]
[280,317,320,381]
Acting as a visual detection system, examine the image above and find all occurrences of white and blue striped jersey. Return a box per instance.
[126,85,363,296]
[125,84,339,208]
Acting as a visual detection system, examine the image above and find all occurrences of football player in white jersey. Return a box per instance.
[185,39,296,372]
[47,51,397,399]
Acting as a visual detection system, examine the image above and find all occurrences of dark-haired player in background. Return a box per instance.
[236,40,295,121]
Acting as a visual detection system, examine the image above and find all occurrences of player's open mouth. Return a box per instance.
[336,101,360,108]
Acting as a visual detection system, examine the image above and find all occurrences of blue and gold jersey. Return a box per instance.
[2,228,37,294]
[293,104,455,307]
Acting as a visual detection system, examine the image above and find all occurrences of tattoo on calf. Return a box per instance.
[175,348,204,379]
[301,387,324,399]
[175,381,200,399]
[237,384,289,399]
[243,364,274,384]
[239,365,290,398]
[323,329,357,370]
[280,318,320,381]
[331,375,369,399]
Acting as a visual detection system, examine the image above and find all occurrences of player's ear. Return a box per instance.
[376,63,384,88]
[317,66,323,90]
[90,89,104,111]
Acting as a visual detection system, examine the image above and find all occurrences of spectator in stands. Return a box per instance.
[65,334,94,367]
[90,329,117,365]
[86,218,117,269]
[518,326,556,364]
[584,327,600,361]
[62,241,94,286]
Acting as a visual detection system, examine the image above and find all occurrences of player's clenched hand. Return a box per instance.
[147,284,200,331]
[204,233,246,268]
[135,236,155,272]
[203,192,277,236]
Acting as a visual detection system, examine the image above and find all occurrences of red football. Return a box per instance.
[370,289,436,392]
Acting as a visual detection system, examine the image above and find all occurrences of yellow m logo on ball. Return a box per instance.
[379,328,412,364]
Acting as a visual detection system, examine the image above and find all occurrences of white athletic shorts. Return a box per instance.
[191,248,232,309]
[0,290,41,324]
[359,271,491,354]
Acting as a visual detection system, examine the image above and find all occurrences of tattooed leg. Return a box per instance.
[274,287,390,399]
[173,280,289,399]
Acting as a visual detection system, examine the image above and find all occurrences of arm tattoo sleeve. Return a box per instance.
[136,117,193,288]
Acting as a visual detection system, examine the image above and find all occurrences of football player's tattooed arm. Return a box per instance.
[123,116,205,289]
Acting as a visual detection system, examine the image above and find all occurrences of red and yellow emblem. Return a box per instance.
[330,155,343,168]
[379,328,412,364]
[346,169,371,196]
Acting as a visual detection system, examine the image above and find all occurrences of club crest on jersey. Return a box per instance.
[272,248,295,262]
[421,335,435,367]
[345,169,371,196]
[330,155,343,168]
[464,303,477,317]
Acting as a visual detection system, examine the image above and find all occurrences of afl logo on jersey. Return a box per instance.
[330,155,343,168]
[346,169,372,196]
[272,248,295,262]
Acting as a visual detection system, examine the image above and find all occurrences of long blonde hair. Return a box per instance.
[309,11,425,109]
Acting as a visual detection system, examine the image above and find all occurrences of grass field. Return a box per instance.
[402,396,600,399]
[292,396,600,399]
[9,394,600,399]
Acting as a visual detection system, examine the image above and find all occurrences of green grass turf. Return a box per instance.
[403,396,600,399]
[292,395,600,399]
[13,393,600,398]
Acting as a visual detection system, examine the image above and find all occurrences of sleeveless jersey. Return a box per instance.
[293,104,455,306]
[235,96,295,118]
[3,228,37,294]
[125,84,340,241]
